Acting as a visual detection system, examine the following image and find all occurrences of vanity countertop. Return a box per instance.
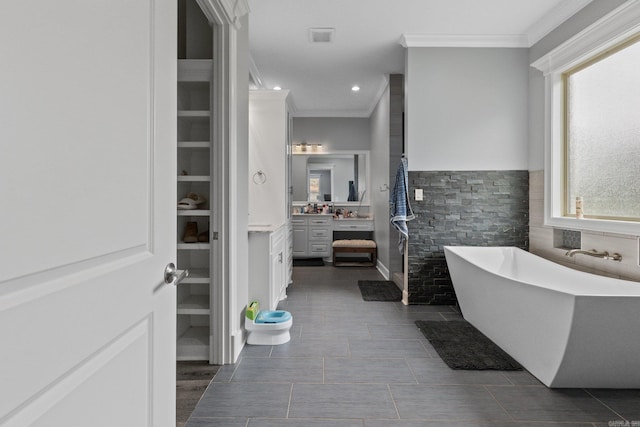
[333,216,373,221]
[292,213,373,221]
[248,222,285,233]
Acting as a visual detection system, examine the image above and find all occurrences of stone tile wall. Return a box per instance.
[406,170,529,304]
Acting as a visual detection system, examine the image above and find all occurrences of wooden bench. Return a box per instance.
[332,239,377,266]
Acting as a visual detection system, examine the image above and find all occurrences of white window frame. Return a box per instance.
[531,1,640,236]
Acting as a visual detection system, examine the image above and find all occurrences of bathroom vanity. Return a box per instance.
[292,215,374,260]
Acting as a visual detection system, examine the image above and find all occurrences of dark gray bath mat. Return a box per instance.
[293,258,324,267]
[415,320,522,370]
[358,280,402,301]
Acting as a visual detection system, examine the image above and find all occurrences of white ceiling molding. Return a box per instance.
[365,75,391,118]
[400,33,529,48]
[532,0,640,74]
[198,0,249,27]
[400,0,596,49]
[525,0,594,46]
[248,54,264,89]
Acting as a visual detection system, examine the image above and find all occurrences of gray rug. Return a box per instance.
[293,258,324,267]
[176,362,219,424]
[415,320,522,370]
[358,280,402,301]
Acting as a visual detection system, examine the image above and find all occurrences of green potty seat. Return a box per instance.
[255,310,292,324]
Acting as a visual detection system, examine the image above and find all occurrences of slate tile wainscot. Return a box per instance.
[407,170,529,304]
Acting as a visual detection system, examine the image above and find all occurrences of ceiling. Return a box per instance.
[247,0,592,117]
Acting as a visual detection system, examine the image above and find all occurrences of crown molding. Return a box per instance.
[400,0,596,49]
[197,0,249,27]
[526,0,594,46]
[365,75,390,117]
[532,0,640,74]
[248,54,264,89]
[400,33,529,48]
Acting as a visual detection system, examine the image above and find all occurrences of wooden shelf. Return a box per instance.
[178,59,212,82]
[181,268,210,283]
[177,209,211,216]
[178,110,210,118]
[177,175,210,182]
[177,295,210,315]
[178,141,210,148]
[177,243,210,250]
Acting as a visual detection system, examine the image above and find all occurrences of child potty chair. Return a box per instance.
[245,301,293,345]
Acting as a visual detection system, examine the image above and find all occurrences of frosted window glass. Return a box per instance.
[566,40,640,220]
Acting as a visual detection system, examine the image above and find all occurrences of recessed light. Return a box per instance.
[351,85,360,92]
[273,86,282,91]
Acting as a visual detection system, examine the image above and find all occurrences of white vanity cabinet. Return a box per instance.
[291,216,308,257]
[308,216,332,257]
[292,215,374,259]
[249,225,287,311]
[333,218,374,233]
[292,215,332,258]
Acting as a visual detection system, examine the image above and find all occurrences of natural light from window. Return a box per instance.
[564,37,640,221]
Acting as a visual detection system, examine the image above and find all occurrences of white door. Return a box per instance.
[0,1,177,426]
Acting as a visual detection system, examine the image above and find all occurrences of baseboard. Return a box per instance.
[376,260,390,280]
[231,328,246,363]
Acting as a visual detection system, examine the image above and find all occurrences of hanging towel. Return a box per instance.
[390,157,415,254]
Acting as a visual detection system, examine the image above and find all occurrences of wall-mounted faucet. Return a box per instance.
[565,249,622,261]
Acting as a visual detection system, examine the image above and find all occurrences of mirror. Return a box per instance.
[292,151,368,204]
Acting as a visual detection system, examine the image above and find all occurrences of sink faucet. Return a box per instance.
[565,249,622,261]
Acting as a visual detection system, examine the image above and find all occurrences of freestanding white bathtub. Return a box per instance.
[444,246,640,388]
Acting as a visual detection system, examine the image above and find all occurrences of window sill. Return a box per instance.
[545,215,640,237]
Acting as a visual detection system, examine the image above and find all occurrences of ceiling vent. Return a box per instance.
[309,28,335,43]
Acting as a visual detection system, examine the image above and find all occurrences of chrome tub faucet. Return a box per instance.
[565,249,622,261]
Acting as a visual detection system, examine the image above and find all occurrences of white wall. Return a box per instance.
[292,117,370,151]
[248,90,289,226]
[405,47,529,171]
[370,82,391,276]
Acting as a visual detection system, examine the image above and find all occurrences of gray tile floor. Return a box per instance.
[187,265,640,427]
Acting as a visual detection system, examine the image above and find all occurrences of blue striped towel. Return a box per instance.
[390,157,415,253]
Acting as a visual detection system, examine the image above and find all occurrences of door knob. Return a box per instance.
[164,263,189,285]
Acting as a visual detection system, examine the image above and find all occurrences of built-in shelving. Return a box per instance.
[176,58,214,362]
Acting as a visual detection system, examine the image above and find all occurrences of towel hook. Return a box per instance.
[252,170,267,184]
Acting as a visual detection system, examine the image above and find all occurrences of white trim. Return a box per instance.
[196,0,250,29]
[198,0,249,27]
[365,75,390,118]
[248,54,264,89]
[399,1,596,49]
[400,33,529,48]
[376,261,390,281]
[533,0,640,237]
[525,0,594,46]
[532,0,640,74]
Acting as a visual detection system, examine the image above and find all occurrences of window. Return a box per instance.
[563,35,640,221]
[532,1,640,235]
